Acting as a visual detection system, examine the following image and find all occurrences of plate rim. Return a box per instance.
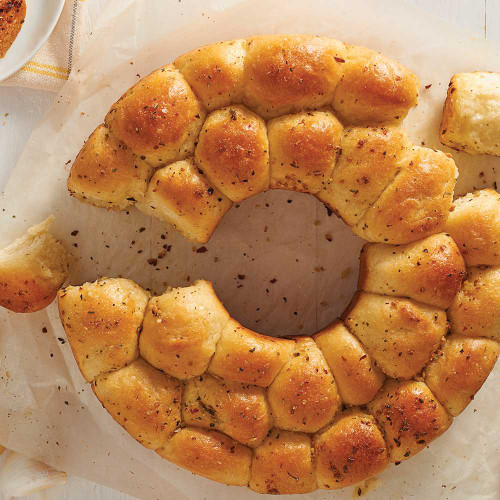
[0,0,66,83]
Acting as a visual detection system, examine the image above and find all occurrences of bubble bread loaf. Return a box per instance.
[0,0,26,59]
[440,72,500,156]
[58,203,500,492]
[0,217,68,313]
[67,35,462,245]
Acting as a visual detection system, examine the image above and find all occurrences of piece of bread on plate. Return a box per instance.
[0,0,26,59]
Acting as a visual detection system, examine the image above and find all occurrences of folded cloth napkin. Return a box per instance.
[1,0,97,92]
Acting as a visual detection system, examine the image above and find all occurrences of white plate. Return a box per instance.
[0,0,65,82]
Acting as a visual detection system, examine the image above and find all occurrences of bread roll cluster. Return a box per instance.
[60,34,500,493]
[68,35,458,244]
[58,186,500,492]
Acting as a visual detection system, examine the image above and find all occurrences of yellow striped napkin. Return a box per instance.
[1,0,94,92]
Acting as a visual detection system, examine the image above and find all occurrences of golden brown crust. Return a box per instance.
[174,39,247,111]
[68,124,153,210]
[444,189,500,266]
[208,318,295,387]
[182,373,271,447]
[342,292,447,379]
[58,277,149,382]
[332,45,420,125]
[440,72,500,156]
[157,427,252,486]
[268,111,343,194]
[243,35,346,119]
[267,337,340,432]
[105,65,206,167]
[354,146,457,244]
[316,125,411,226]
[367,379,452,463]
[448,265,500,341]
[424,335,500,416]
[139,280,230,380]
[314,409,389,489]
[135,158,232,244]
[93,359,182,449]
[194,105,269,202]
[0,217,69,313]
[313,320,385,406]
[0,0,26,59]
[358,233,466,309]
[250,429,317,494]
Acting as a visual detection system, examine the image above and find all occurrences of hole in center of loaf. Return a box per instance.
[173,189,363,337]
[68,191,363,338]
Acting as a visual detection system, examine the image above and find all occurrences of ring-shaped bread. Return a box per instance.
[58,34,500,494]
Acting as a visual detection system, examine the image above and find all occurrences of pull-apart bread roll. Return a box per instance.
[139,280,230,379]
[250,429,317,494]
[208,318,295,387]
[359,233,466,309]
[68,124,153,210]
[194,105,269,201]
[136,158,232,243]
[268,111,343,194]
[267,337,340,432]
[0,217,68,313]
[183,374,271,447]
[157,427,252,486]
[58,278,149,382]
[367,380,452,463]
[332,45,420,125]
[0,0,26,59]
[318,127,457,244]
[105,65,206,167]
[353,146,457,244]
[342,292,447,379]
[175,39,247,111]
[440,72,500,156]
[314,409,389,490]
[317,125,412,226]
[313,320,385,405]
[242,35,346,119]
[448,265,500,341]
[93,359,182,449]
[424,335,500,416]
[444,189,500,266]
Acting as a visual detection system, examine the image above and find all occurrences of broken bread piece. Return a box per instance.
[0,217,69,313]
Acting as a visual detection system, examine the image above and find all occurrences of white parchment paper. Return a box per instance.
[1,1,499,499]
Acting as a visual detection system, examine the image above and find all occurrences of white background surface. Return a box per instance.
[0,1,499,499]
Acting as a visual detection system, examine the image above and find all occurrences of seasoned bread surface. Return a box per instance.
[440,72,500,156]
[0,217,68,313]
